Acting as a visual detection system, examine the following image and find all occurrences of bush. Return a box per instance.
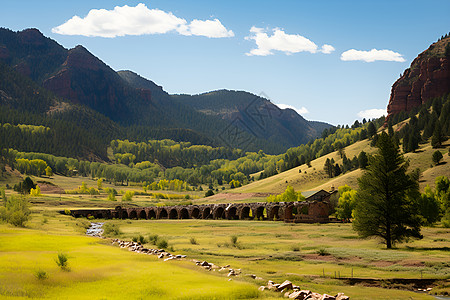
[205,189,214,197]
[103,223,121,236]
[122,191,135,201]
[149,234,159,245]
[0,195,31,227]
[433,150,443,165]
[231,235,238,245]
[156,238,168,249]
[317,248,330,256]
[64,209,71,215]
[132,235,146,244]
[34,269,48,280]
[55,253,69,271]
[190,237,198,245]
[291,246,301,252]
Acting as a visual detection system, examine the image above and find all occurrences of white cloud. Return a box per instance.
[357,108,386,119]
[52,3,233,38]
[341,49,405,62]
[320,44,335,54]
[277,103,309,115]
[245,27,334,56]
[178,19,234,38]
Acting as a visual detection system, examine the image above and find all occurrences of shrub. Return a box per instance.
[87,215,95,220]
[103,223,121,236]
[317,248,330,256]
[205,189,214,197]
[0,195,31,227]
[231,235,238,246]
[156,238,168,249]
[137,235,147,244]
[433,150,443,165]
[64,209,71,215]
[122,191,135,201]
[132,236,138,243]
[34,269,48,280]
[149,234,159,245]
[55,253,69,271]
[291,246,301,252]
[190,237,198,245]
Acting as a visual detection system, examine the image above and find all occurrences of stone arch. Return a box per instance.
[129,210,138,219]
[214,207,225,219]
[227,206,238,220]
[122,210,128,219]
[202,207,211,219]
[269,206,280,220]
[191,207,200,219]
[148,209,156,219]
[240,206,252,220]
[180,208,189,219]
[159,209,168,219]
[139,210,147,219]
[284,205,294,220]
[169,208,178,219]
[255,206,266,220]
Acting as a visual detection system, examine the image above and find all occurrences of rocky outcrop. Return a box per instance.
[387,36,450,119]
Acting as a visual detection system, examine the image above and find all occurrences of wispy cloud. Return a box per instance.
[52,3,233,38]
[341,49,405,62]
[357,108,386,119]
[245,27,334,56]
[277,103,309,115]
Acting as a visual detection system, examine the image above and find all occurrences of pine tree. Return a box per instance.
[367,122,376,138]
[353,132,422,248]
[431,121,444,148]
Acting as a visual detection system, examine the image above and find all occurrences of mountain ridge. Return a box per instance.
[0,27,331,155]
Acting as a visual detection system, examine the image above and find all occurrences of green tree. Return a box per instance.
[431,121,444,148]
[432,151,443,165]
[336,185,357,221]
[352,132,422,249]
[45,166,53,177]
[418,185,440,225]
[97,178,103,190]
[358,151,368,169]
[367,122,376,138]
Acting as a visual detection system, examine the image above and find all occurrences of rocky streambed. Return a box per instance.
[86,222,104,237]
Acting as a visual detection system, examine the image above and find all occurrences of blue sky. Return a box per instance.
[1,0,449,125]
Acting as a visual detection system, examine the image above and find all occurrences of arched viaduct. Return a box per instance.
[68,200,330,223]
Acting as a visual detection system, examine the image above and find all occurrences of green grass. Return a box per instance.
[0,225,260,299]
[0,206,447,299]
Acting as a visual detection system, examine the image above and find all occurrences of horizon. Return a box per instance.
[1,0,450,125]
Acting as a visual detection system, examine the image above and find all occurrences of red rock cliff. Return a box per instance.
[387,36,450,119]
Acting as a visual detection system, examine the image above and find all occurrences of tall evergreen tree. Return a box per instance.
[431,121,445,148]
[367,122,376,138]
[353,132,422,249]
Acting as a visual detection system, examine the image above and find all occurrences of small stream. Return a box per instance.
[86,222,104,237]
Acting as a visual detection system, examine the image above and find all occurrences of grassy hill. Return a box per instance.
[234,132,449,195]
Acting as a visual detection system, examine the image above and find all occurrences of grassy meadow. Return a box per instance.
[1,202,449,299]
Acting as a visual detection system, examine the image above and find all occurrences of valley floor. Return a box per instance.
[0,204,448,299]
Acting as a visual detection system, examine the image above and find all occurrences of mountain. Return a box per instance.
[0,27,331,156]
[387,34,450,119]
[172,90,328,149]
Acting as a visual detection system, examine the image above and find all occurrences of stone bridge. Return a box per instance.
[69,200,330,223]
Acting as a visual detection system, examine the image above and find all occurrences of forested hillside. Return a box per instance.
[0,27,330,155]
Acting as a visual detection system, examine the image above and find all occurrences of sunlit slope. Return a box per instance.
[234,137,449,195]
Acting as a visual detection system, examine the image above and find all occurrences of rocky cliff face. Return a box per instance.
[387,36,450,119]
